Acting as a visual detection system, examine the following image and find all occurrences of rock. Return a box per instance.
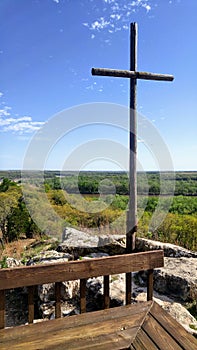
[61,281,79,299]
[26,249,77,320]
[136,237,197,258]
[38,284,55,303]
[153,257,197,302]
[1,257,21,268]
[26,250,73,265]
[38,280,80,319]
[58,227,126,257]
[82,252,109,259]
[135,290,197,336]
[5,288,28,327]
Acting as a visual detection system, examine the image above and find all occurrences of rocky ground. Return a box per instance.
[3,230,197,336]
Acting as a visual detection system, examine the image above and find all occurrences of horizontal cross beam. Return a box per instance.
[92,67,174,82]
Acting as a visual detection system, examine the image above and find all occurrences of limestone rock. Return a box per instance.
[153,257,197,302]
[136,237,197,258]
[135,290,197,336]
[0,257,21,268]
[58,227,126,257]
[26,250,73,265]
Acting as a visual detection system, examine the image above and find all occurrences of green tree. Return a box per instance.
[0,188,20,241]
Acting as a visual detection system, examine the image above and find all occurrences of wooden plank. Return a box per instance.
[127,22,138,252]
[0,290,5,329]
[132,328,159,350]
[142,314,182,350]
[80,279,86,313]
[0,251,164,290]
[0,302,152,342]
[39,326,138,350]
[103,275,110,309]
[91,68,174,81]
[55,282,61,318]
[125,272,132,305]
[0,326,139,350]
[0,303,151,350]
[150,302,197,350]
[28,286,34,324]
[147,269,153,301]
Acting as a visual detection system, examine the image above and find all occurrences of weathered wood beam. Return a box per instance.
[55,282,62,318]
[28,286,35,324]
[0,251,164,290]
[92,68,174,81]
[0,290,5,329]
[104,275,110,309]
[80,279,87,313]
[147,269,154,301]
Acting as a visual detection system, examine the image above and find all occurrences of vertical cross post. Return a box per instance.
[127,22,138,253]
[126,23,137,304]
[91,21,174,305]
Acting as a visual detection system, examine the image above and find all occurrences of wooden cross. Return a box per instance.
[92,22,174,251]
[92,23,174,304]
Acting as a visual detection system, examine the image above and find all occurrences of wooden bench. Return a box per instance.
[0,250,196,349]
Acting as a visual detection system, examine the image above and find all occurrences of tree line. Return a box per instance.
[0,173,196,250]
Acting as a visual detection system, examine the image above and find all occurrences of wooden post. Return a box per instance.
[126,22,138,305]
[28,286,35,324]
[104,275,110,309]
[127,21,138,252]
[0,290,5,329]
[147,269,154,301]
[91,22,174,305]
[80,278,86,313]
[55,282,61,318]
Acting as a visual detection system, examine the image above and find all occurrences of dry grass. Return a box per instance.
[0,239,36,261]
[0,237,60,264]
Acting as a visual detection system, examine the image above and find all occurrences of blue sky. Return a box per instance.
[0,0,197,171]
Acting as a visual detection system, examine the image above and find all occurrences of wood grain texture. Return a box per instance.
[55,282,61,318]
[1,301,195,350]
[0,290,5,329]
[91,68,174,81]
[28,286,34,324]
[133,328,159,350]
[0,250,164,290]
[127,22,138,252]
[147,269,153,301]
[80,278,86,313]
[150,302,197,350]
[0,302,151,350]
[142,314,183,350]
[104,275,110,309]
[125,272,132,305]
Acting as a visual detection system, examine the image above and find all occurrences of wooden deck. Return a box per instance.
[0,250,196,349]
[0,301,196,350]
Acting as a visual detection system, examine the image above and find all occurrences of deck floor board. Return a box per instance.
[0,301,196,350]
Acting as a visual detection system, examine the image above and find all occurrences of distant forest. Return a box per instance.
[0,170,196,251]
[1,170,197,196]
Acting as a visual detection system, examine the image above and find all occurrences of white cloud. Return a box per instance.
[142,3,151,11]
[110,14,121,20]
[83,0,152,36]
[0,105,44,134]
[91,17,110,31]
[0,92,3,98]
[0,106,11,117]
[53,0,60,3]
[103,0,116,3]
[2,120,45,134]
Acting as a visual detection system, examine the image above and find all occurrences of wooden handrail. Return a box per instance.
[0,250,163,290]
[0,250,164,329]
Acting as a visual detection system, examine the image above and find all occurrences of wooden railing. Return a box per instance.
[0,250,164,329]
